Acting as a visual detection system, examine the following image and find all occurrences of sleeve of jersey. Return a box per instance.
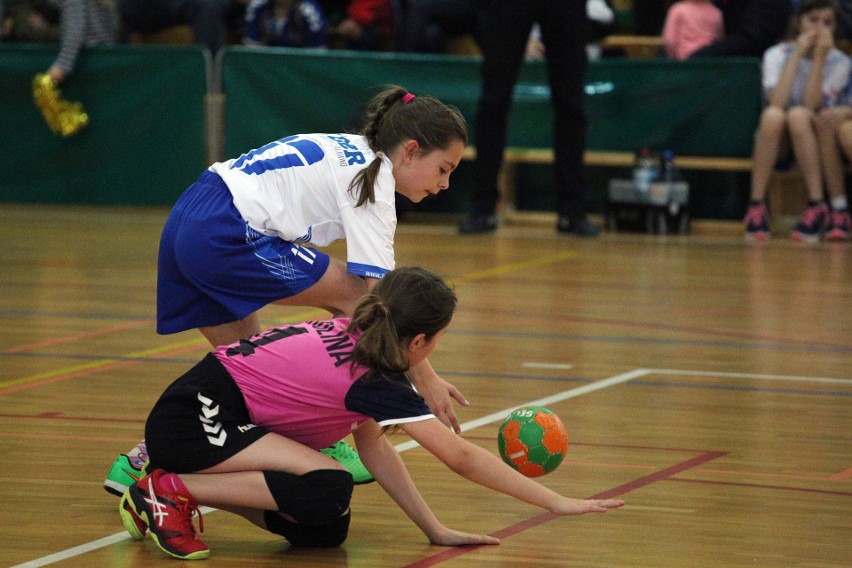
[340,200,396,279]
[344,374,435,427]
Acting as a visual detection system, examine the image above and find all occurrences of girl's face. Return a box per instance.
[799,7,837,35]
[406,327,448,368]
[392,139,465,203]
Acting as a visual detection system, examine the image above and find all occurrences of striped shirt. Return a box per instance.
[50,0,116,73]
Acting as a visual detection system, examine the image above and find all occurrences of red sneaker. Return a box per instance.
[124,469,209,560]
[119,490,147,540]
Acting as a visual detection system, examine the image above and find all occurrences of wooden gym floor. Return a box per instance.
[0,203,849,567]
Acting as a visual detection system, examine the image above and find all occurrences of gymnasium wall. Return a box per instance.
[1,45,761,217]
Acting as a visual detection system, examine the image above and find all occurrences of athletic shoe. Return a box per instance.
[123,469,209,560]
[459,213,498,234]
[104,454,148,497]
[119,491,147,540]
[557,216,600,237]
[791,203,829,243]
[320,440,374,484]
[743,202,770,240]
[825,209,850,241]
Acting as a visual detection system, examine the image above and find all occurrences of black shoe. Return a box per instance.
[557,216,600,237]
[459,214,498,234]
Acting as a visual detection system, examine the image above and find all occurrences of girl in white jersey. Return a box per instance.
[118,267,625,560]
[743,0,851,241]
[105,87,470,494]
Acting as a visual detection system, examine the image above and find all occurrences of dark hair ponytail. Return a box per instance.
[347,267,457,376]
[348,85,468,207]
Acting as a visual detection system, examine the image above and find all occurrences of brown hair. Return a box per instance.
[346,266,457,377]
[348,85,468,207]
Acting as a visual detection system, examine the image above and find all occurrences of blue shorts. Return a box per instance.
[156,171,330,335]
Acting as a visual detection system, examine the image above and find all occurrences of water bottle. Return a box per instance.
[633,147,655,193]
[656,149,680,183]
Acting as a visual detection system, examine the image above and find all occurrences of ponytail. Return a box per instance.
[346,267,457,378]
[348,85,468,207]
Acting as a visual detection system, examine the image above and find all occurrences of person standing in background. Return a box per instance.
[459,0,600,237]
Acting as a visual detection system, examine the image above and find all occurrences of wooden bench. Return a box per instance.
[461,146,821,223]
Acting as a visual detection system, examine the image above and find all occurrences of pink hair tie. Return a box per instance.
[403,93,416,104]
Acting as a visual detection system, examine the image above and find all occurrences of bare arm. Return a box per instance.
[351,421,500,546]
[402,418,625,515]
[803,29,834,111]
[409,358,469,434]
[767,34,812,109]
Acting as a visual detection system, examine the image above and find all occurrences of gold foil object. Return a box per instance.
[32,73,89,137]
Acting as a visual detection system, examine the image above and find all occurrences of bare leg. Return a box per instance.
[269,257,369,318]
[750,106,788,201]
[182,433,346,510]
[787,106,824,202]
[200,312,262,347]
[815,108,847,201]
[839,118,852,162]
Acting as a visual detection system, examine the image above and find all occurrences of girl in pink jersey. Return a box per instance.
[118,267,625,560]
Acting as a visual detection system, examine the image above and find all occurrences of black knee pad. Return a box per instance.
[264,509,351,548]
[262,469,354,525]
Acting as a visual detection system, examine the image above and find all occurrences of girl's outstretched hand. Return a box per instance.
[553,497,626,515]
[427,527,500,547]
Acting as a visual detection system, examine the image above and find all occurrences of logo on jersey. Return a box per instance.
[327,134,366,166]
[198,392,227,447]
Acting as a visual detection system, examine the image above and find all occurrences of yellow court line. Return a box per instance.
[457,250,577,281]
[2,254,579,391]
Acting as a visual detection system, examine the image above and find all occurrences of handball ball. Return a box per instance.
[497,406,569,477]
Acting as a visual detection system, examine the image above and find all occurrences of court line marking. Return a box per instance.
[644,368,852,385]
[9,369,648,568]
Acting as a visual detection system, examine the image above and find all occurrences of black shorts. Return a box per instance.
[145,353,269,473]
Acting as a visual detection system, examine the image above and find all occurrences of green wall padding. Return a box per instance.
[0,45,208,205]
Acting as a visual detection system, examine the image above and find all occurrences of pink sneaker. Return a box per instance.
[825,209,850,241]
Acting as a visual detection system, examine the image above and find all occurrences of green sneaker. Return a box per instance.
[104,454,148,497]
[320,440,374,484]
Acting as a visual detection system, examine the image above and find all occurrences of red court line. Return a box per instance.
[829,467,852,480]
[1,319,152,353]
[667,477,852,497]
[0,342,204,396]
[0,412,144,424]
[403,450,727,568]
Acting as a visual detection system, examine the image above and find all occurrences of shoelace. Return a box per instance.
[176,500,204,536]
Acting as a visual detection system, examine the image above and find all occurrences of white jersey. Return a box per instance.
[209,133,396,279]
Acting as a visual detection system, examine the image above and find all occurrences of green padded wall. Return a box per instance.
[221,47,761,158]
[0,45,208,205]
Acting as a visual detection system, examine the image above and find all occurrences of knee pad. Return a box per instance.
[264,509,351,548]
[262,469,353,525]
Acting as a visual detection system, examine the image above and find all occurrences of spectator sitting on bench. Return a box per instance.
[743,0,851,242]
[813,69,852,241]
[242,0,328,48]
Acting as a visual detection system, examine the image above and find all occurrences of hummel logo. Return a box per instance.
[197,392,227,447]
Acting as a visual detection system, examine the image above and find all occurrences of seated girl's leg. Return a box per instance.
[750,106,788,201]
[787,106,824,202]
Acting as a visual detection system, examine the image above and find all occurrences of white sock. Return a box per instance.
[830,196,848,211]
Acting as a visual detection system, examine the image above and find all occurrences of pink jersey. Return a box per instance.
[214,319,434,449]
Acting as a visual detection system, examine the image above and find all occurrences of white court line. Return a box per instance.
[12,369,649,568]
[394,368,652,452]
[522,362,573,370]
[646,368,852,385]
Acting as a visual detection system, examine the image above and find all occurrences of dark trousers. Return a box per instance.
[471,0,589,220]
